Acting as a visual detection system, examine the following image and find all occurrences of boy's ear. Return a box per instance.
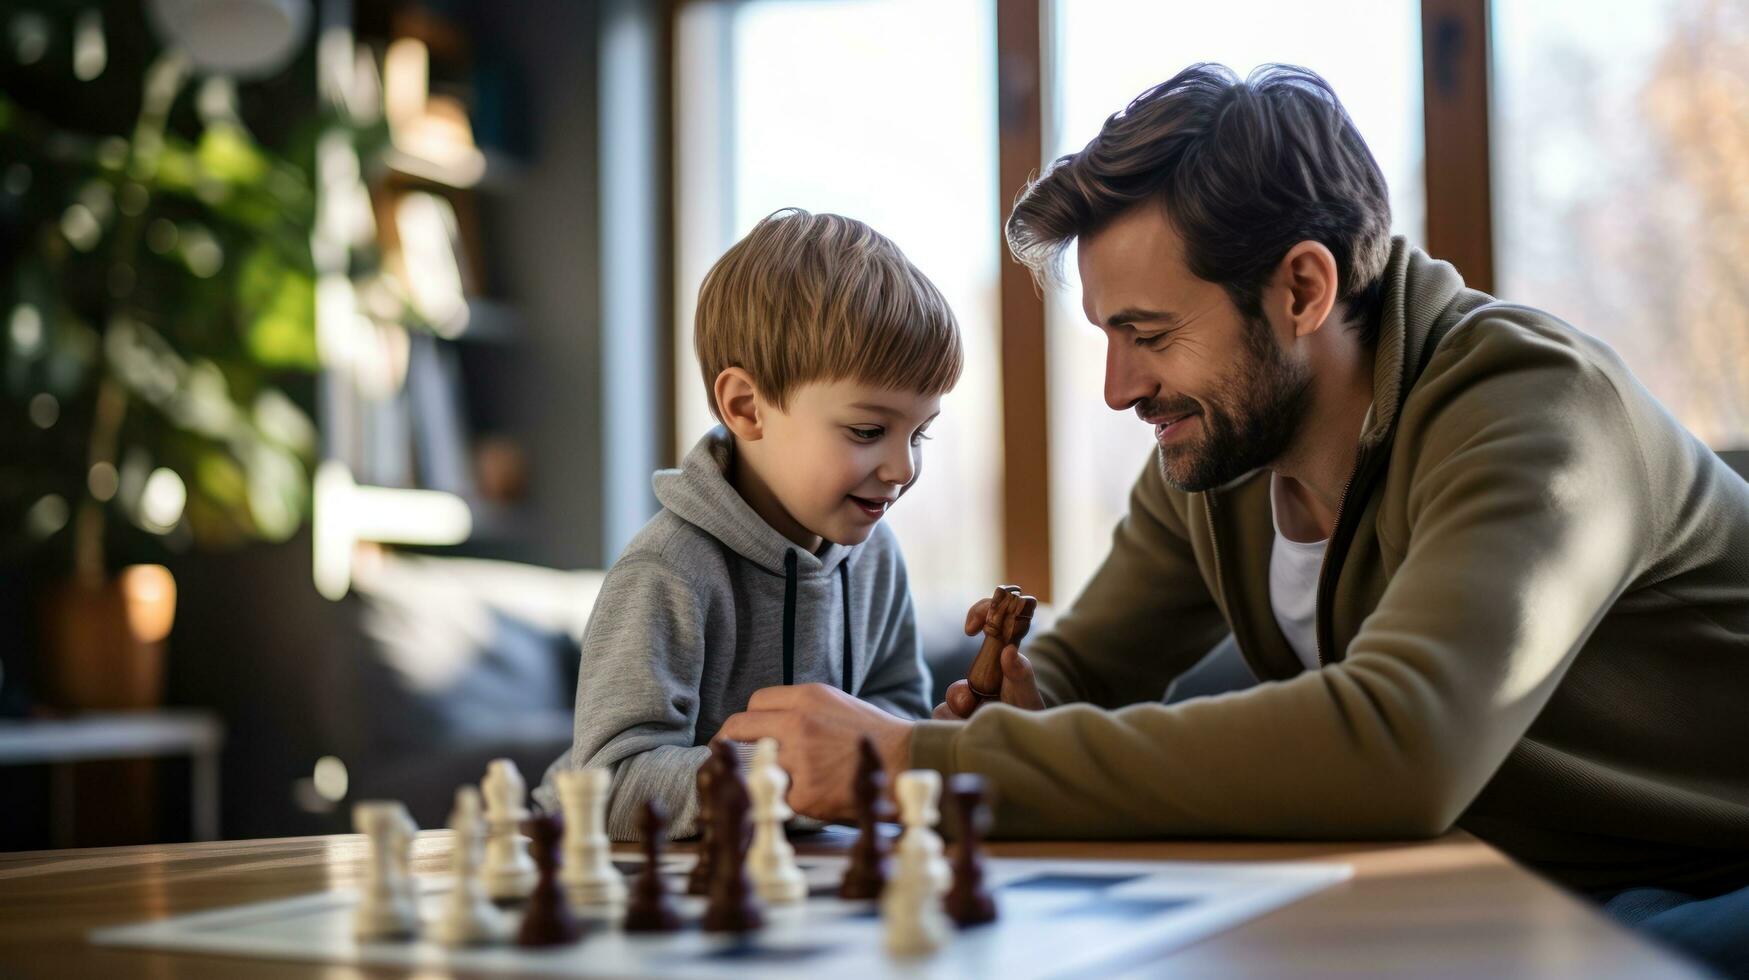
[714,367,765,441]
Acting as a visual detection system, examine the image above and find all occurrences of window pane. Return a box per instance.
[674,0,1002,605]
[1046,1,1426,602]
[1493,0,1749,448]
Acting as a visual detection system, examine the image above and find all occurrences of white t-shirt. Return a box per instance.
[1269,473,1329,672]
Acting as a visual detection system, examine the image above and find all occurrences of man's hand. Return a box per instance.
[933,597,1046,720]
[718,684,912,821]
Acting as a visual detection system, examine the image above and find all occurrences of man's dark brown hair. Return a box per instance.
[1006,63,1393,344]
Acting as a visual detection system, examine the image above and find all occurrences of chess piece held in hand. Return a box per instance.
[352,800,420,940]
[944,774,998,927]
[516,810,584,947]
[965,585,1038,706]
[623,800,682,933]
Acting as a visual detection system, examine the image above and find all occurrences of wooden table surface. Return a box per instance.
[0,830,1705,978]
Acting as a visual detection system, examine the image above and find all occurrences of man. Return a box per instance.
[721,63,1749,970]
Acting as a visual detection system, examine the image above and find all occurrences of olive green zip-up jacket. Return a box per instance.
[910,239,1749,896]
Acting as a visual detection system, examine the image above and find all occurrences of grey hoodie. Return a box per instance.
[536,427,930,839]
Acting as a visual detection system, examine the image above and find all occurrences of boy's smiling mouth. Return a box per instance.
[848,494,893,519]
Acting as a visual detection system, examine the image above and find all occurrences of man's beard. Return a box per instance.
[1151,316,1313,493]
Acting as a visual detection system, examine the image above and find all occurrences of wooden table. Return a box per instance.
[0,831,1703,978]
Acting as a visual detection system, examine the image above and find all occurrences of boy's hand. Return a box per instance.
[718,684,912,821]
[934,643,1044,719]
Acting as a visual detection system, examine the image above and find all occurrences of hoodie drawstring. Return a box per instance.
[782,550,797,686]
[779,549,855,694]
[839,560,853,692]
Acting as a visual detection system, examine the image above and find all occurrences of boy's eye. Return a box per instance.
[848,426,883,441]
[910,428,934,446]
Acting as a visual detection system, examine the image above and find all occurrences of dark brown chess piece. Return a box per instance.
[686,751,719,896]
[624,800,681,933]
[944,773,998,926]
[966,585,1038,706]
[838,735,893,899]
[517,809,584,946]
[702,740,762,932]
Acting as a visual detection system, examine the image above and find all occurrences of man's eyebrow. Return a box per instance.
[1103,308,1183,330]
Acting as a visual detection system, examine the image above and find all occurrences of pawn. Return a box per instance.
[839,736,893,900]
[747,738,806,903]
[944,774,998,927]
[686,752,719,896]
[436,786,507,946]
[352,800,420,940]
[517,810,584,947]
[623,800,682,932]
[703,740,763,933]
[481,759,538,901]
[895,770,951,896]
[557,769,627,907]
[883,822,949,956]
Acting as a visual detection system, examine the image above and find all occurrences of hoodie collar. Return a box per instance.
[653,427,855,578]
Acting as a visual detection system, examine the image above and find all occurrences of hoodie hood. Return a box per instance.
[652,426,855,578]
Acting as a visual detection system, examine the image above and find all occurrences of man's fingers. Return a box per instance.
[963,598,993,636]
[746,683,828,711]
[718,709,786,743]
[1000,645,1045,709]
[932,701,959,720]
[943,679,978,719]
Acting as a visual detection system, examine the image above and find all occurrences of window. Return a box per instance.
[1493,0,1749,447]
[1044,0,1427,601]
[674,0,1003,606]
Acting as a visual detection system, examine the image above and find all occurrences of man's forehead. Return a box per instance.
[1077,205,1198,325]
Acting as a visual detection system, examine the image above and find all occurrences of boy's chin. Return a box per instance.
[819,521,876,547]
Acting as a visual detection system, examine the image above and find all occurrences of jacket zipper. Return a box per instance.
[1312,449,1370,668]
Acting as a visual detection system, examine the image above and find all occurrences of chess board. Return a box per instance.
[91,851,1350,978]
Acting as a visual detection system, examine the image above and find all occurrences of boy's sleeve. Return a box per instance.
[854,544,931,719]
[544,558,713,840]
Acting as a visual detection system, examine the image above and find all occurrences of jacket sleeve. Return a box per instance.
[910,320,1648,839]
[855,543,932,719]
[1025,452,1230,709]
[537,558,713,840]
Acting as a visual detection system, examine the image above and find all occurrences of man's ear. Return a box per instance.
[1275,240,1340,340]
[714,367,765,441]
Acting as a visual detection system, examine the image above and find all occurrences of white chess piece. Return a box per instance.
[895,769,951,896]
[480,759,537,900]
[352,800,420,940]
[746,737,806,903]
[556,768,627,907]
[436,786,506,945]
[883,809,949,956]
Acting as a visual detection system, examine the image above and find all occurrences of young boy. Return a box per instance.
[537,208,963,839]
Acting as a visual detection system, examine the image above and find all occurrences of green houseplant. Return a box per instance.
[1,9,331,709]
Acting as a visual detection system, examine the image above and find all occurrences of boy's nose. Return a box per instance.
[876,440,918,488]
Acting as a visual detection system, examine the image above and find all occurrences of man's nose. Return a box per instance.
[1104,338,1155,412]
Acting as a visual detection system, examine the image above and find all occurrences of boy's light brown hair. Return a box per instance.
[695,208,963,418]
